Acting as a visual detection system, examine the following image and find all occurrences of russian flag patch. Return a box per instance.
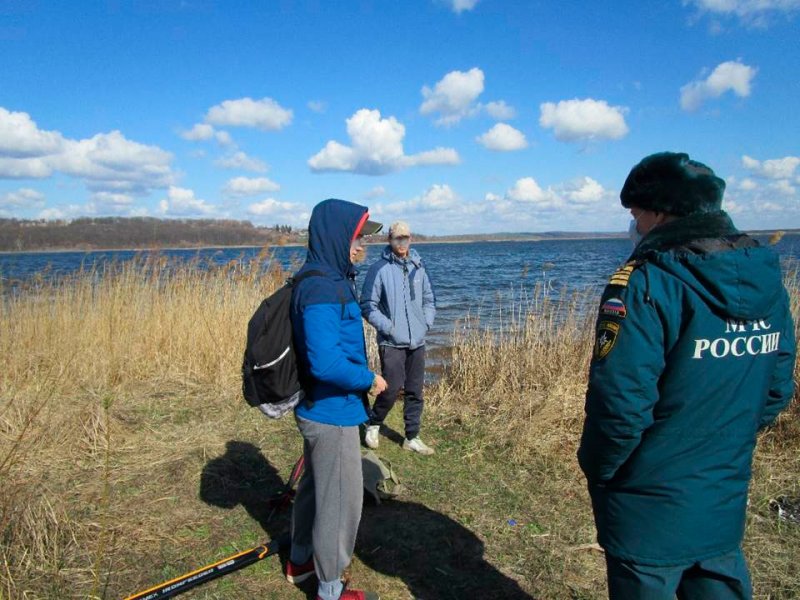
[599,297,627,319]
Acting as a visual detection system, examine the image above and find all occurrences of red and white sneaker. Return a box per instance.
[285,558,316,583]
[316,588,379,600]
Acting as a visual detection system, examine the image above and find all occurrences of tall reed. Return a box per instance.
[0,250,287,598]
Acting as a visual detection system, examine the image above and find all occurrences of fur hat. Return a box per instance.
[620,152,725,216]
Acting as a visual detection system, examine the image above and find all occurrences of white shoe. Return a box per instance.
[403,436,434,455]
[365,425,380,449]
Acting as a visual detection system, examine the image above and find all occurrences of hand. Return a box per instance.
[372,374,388,396]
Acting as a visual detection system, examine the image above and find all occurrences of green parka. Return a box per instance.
[578,211,796,566]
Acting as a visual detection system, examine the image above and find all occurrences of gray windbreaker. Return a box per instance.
[360,246,435,349]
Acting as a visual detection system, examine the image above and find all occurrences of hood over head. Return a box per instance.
[305,198,381,276]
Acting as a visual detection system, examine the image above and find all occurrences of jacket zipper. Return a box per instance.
[402,261,412,343]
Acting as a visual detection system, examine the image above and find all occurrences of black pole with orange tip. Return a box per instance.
[123,534,288,600]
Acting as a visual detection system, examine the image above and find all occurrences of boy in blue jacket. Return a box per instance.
[285,199,387,600]
[579,152,796,599]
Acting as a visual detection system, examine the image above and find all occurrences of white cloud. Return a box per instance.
[368,175,618,234]
[158,186,216,216]
[0,107,63,158]
[37,203,87,221]
[307,100,327,114]
[247,197,300,216]
[0,157,52,179]
[416,184,460,210]
[181,123,234,146]
[0,107,176,198]
[476,123,528,151]
[685,0,800,25]
[739,177,758,190]
[483,100,516,120]
[214,151,269,173]
[446,0,479,13]
[181,123,215,141]
[0,187,45,207]
[563,177,607,204]
[770,179,797,196]
[506,177,549,203]
[539,98,629,142]
[55,131,174,192]
[407,147,460,166]
[383,184,460,214]
[420,68,485,126]
[502,176,611,210]
[365,186,387,199]
[90,191,134,206]
[205,97,293,131]
[742,155,800,179]
[308,108,459,175]
[680,61,757,111]
[246,198,309,227]
[222,176,280,197]
[419,68,515,126]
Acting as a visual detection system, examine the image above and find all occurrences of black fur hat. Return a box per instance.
[620,152,725,216]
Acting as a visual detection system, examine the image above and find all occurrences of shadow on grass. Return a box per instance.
[357,500,532,600]
[199,440,317,598]
[199,440,531,599]
[199,440,293,534]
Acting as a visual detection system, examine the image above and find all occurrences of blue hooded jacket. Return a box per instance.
[360,246,435,349]
[578,212,796,566]
[290,199,375,426]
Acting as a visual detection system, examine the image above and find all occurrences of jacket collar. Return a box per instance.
[631,210,740,259]
[381,245,422,268]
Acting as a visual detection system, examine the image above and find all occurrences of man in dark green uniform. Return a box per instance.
[578,152,796,599]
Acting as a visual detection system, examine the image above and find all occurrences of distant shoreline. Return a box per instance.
[1,229,793,255]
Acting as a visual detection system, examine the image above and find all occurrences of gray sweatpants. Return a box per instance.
[291,415,363,584]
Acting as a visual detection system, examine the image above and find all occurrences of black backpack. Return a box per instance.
[241,270,325,418]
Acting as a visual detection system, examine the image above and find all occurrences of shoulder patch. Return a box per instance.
[599,297,627,319]
[607,261,639,288]
[594,321,620,360]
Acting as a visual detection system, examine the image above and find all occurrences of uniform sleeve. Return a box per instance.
[303,303,375,392]
[578,270,666,483]
[422,268,435,329]
[760,294,796,429]
[360,264,394,336]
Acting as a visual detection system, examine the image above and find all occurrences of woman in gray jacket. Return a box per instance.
[360,221,436,455]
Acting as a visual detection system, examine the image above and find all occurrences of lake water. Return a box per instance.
[3,235,799,353]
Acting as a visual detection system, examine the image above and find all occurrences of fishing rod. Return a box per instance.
[124,456,305,599]
[123,533,288,600]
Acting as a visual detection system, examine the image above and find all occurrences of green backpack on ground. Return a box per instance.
[361,450,404,504]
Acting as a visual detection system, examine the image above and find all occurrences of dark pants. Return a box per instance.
[369,345,425,439]
[605,548,752,600]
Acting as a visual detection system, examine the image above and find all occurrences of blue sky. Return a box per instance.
[1,0,798,234]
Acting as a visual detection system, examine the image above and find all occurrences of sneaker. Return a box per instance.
[316,588,379,600]
[285,558,316,583]
[364,425,380,449]
[402,436,434,455]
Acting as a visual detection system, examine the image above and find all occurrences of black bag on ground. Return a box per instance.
[241,270,325,418]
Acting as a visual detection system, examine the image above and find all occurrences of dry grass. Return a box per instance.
[0,254,798,599]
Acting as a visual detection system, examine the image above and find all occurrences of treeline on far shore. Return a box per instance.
[0,217,305,251]
[2,216,790,253]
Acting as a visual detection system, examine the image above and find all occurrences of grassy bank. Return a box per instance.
[1,255,798,599]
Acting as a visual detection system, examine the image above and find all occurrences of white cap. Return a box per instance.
[388,221,411,238]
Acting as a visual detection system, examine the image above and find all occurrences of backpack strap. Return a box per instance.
[290,269,327,285]
[291,269,347,318]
